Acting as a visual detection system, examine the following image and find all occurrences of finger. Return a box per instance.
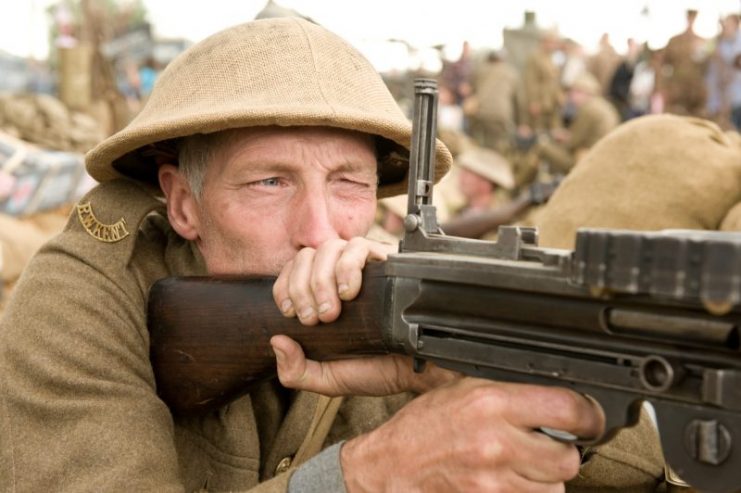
[270,340,426,396]
[505,384,605,440]
[336,238,394,301]
[287,248,320,325]
[310,239,347,323]
[273,259,296,317]
[508,429,582,483]
[475,469,565,493]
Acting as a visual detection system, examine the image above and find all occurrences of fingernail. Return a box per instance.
[280,299,293,314]
[338,283,349,295]
[318,302,331,314]
[299,307,315,319]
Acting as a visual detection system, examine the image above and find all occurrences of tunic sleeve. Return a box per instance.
[0,230,188,491]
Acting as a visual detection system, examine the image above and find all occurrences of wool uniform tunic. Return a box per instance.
[0,179,406,492]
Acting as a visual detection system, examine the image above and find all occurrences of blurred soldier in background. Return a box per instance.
[705,13,741,130]
[609,38,643,121]
[440,40,473,106]
[523,29,565,132]
[536,73,620,173]
[588,33,622,97]
[440,146,527,239]
[466,49,526,154]
[660,9,710,117]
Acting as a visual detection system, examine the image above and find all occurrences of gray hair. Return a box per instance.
[177,130,241,200]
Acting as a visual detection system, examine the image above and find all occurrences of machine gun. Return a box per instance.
[149,79,741,492]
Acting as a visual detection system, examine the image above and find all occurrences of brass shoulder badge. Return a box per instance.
[76,202,130,243]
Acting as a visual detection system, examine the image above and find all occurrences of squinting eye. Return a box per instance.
[259,177,281,187]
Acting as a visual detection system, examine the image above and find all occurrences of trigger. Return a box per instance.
[539,426,580,443]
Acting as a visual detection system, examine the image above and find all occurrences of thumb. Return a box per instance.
[270,335,337,393]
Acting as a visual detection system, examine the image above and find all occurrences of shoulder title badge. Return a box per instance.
[76,202,130,243]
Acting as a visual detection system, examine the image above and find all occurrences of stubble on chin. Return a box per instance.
[203,232,293,277]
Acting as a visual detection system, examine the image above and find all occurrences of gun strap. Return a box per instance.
[293,395,344,466]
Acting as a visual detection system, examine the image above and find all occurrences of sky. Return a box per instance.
[1,0,740,71]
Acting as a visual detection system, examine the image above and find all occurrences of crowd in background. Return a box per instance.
[372,8,741,244]
[1,7,741,308]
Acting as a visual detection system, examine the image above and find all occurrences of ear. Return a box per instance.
[158,164,200,241]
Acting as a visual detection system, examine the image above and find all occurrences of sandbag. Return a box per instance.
[0,214,49,282]
[720,201,741,231]
[534,115,741,248]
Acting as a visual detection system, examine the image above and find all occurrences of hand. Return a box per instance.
[271,237,461,396]
[272,237,396,325]
[341,378,605,492]
[271,335,460,396]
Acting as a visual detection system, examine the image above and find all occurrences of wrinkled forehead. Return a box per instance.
[212,126,377,162]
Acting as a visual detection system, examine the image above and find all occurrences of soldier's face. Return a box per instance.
[193,127,378,275]
[458,167,493,202]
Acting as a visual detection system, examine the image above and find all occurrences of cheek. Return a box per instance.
[334,196,377,238]
[198,195,285,268]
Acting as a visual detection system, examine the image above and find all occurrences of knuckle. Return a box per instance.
[326,238,348,250]
[309,271,334,297]
[346,236,369,249]
[486,476,517,493]
[271,280,282,301]
[336,251,364,273]
[479,437,508,465]
[276,368,296,388]
[465,475,496,493]
[489,484,508,493]
[465,385,508,416]
[295,247,316,259]
[316,238,346,258]
[548,390,583,425]
[272,261,292,295]
[286,277,306,301]
[291,248,316,275]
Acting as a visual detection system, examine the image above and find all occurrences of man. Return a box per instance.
[608,38,642,121]
[588,33,622,97]
[441,146,524,240]
[536,73,620,173]
[440,40,473,106]
[523,29,565,133]
[659,9,709,117]
[1,18,661,492]
[705,13,741,130]
[467,49,526,154]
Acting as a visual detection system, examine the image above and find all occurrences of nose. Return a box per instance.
[291,189,340,249]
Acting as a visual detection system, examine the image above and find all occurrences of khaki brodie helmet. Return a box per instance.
[85,17,452,198]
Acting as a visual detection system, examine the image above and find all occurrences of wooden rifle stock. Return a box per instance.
[148,262,391,415]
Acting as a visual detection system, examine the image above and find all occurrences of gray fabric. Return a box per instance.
[288,441,347,493]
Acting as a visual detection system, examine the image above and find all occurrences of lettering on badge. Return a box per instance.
[76,202,130,243]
